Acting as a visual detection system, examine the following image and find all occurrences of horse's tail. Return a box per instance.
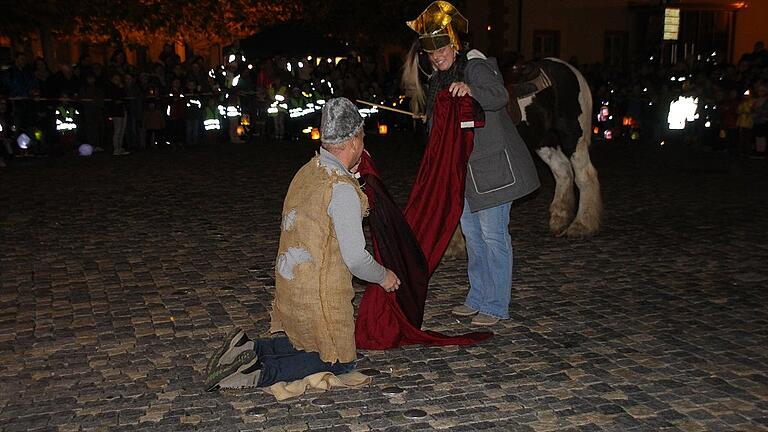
[402,40,426,115]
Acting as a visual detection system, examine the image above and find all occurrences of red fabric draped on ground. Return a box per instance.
[355,91,492,349]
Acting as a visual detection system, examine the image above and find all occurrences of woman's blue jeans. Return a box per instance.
[254,337,356,387]
[459,199,513,319]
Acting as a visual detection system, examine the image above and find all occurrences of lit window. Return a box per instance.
[663,8,680,41]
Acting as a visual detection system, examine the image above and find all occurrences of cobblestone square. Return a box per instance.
[1,135,766,431]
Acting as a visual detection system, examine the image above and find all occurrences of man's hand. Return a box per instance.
[380,269,401,292]
[449,81,472,97]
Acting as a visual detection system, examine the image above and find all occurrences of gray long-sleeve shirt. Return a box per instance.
[319,148,387,285]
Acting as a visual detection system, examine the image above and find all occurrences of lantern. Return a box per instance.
[667,96,698,130]
[236,125,245,136]
[241,114,250,126]
[378,124,388,135]
[311,128,320,140]
[597,106,609,122]
[78,144,93,156]
[17,133,31,149]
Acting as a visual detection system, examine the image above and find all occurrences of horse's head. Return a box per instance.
[508,62,541,84]
[500,52,539,84]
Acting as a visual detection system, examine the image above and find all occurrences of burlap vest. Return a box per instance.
[270,155,369,363]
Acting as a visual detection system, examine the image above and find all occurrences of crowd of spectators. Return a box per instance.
[571,41,768,157]
[0,43,404,162]
[2,40,768,166]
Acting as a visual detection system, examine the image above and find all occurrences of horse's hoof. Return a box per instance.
[549,219,571,235]
[551,227,568,237]
[564,222,598,239]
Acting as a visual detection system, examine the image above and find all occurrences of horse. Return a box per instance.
[401,45,602,261]
[507,57,602,238]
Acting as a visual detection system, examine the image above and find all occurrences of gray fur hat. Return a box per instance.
[320,97,364,145]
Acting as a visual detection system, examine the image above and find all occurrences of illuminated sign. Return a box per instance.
[663,8,680,41]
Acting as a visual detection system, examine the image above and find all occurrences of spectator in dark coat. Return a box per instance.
[79,73,105,152]
[105,73,129,155]
[124,73,145,151]
[5,53,38,132]
[48,64,80,99]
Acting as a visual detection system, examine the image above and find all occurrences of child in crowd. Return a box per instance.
[143,85,165,148]
[751,81,768,157]
[737,88,754,155]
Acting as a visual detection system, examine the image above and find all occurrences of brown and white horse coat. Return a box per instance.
[512,58,602,237]
[402,48,602,262]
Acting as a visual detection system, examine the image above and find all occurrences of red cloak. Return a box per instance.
[354,90,493,349]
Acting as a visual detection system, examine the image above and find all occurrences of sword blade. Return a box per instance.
[355,100,420,117]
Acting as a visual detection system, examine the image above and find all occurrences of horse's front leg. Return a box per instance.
[536,141,575,236]
[442,225,467,261]
[565,136,602,237]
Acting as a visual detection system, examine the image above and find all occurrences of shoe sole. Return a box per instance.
[217,358,262,390]
[471,316,501,326]
[205,328,245,377]
[452,308,479,317]
[205,350,256,392]
[471,320,499,326]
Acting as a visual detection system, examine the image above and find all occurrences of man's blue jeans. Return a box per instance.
[459,199,513,319]
[255,336,356,387]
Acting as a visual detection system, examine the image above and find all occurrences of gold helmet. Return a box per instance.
[406,1,468,52]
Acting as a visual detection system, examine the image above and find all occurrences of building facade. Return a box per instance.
[466,0,765,66]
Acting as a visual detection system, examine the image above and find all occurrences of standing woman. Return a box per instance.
[403,1,540,326]
[106,73,129,156]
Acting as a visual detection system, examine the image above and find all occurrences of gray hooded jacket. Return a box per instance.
[462,50,540,211]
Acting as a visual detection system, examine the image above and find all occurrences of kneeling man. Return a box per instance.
[205,97,400,391]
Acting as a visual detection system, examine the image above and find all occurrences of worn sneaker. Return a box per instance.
[205,350,256,392]
[216,332,254,370]
[471,313,500,326]
[452,304,479,317]
[216,357,263,390]
[205,329,255,377]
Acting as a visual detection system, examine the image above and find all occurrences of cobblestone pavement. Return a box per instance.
[1,134,767,432]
